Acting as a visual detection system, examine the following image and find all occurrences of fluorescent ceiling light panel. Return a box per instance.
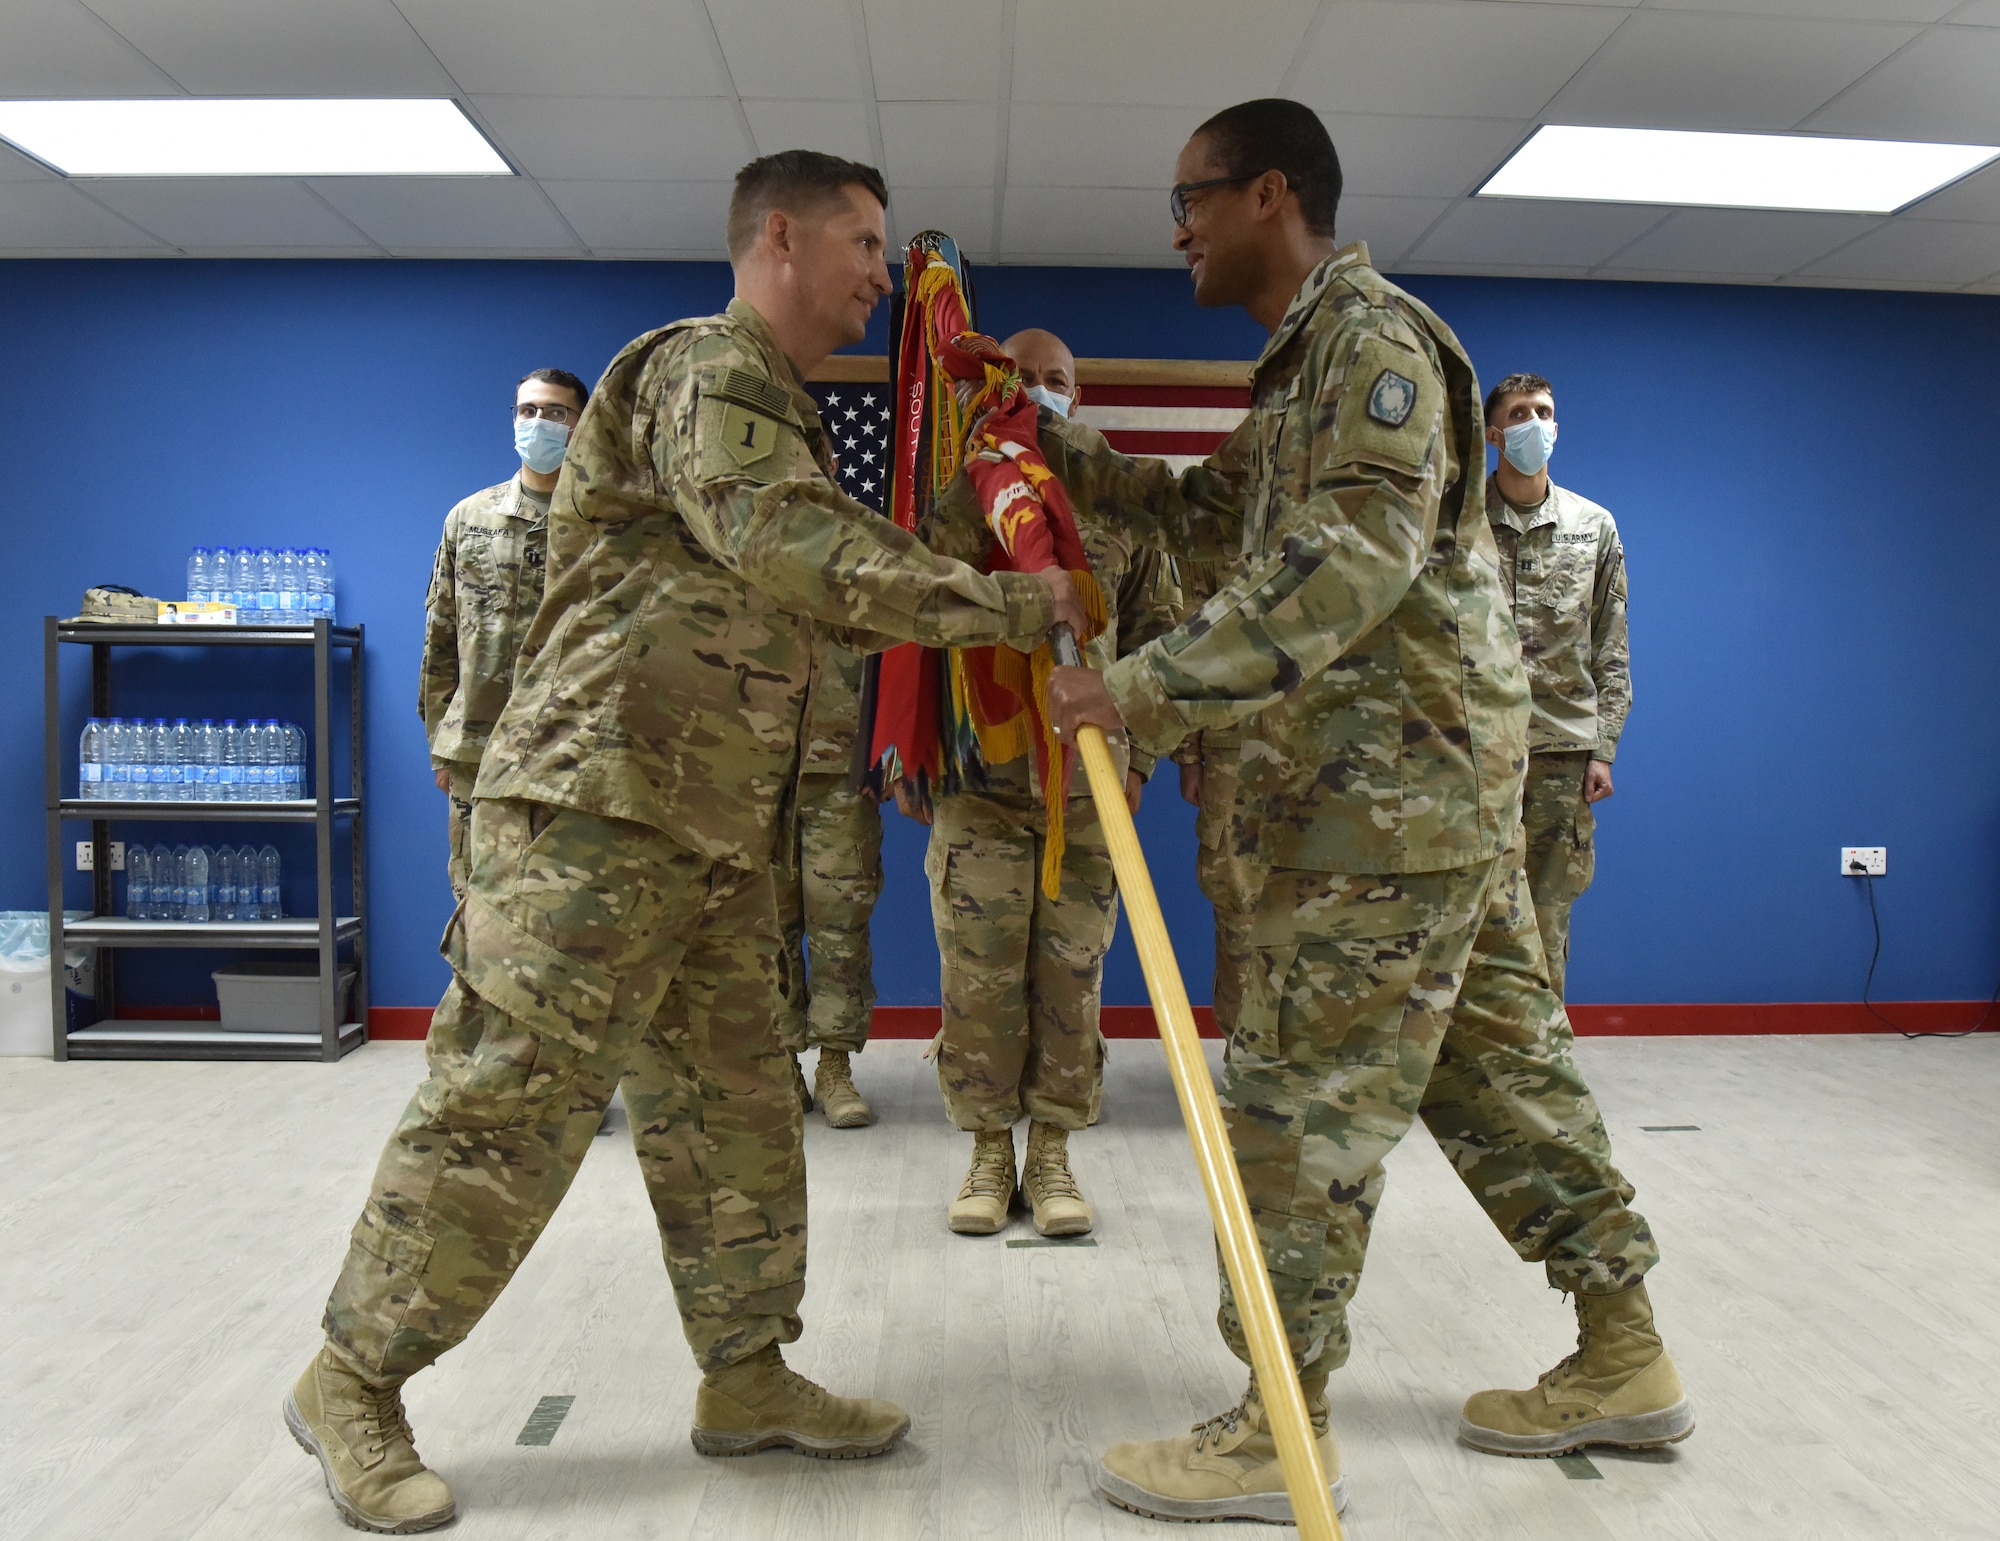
[1479,126,1998,215]
[0,99,511,177]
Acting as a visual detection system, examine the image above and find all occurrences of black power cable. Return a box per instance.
[1851,867,2000,1040]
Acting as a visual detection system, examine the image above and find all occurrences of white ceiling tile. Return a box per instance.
[312,176,583,253]
[1594,207,1886,275]
[1291,2,1628,120]
[1407,198,1668,268]
[1649,0,1955,17]
[1948,0,2000,20]
[710,1,865,98]
[1805,27,2000,141]
[82,178,376,249]
[1797,216,2000,282]
[880,103,997,186]
[471,96,750,180]
[0,180,166,248]
[1908,159,2000,219]
[0,143,60,182]
[1009,105,1196,189]
[1322,113,1529,199]
[1545,12,1918,131]
[541,178,732,254]
[1013,0,1318,106]
[0,0,176,95]
[84,0,453,95]
[741,99,875,162]
[862,0,1006,99]
[397,0,728,96]
[885,185,995,255]
[1335,195,1453,269]
[1002,185,1175,259]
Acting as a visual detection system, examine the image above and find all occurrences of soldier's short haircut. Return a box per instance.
[727,150,889,259]
[519,367,589,411]
[1484,372,1555,424]
[1192,99,1341,238]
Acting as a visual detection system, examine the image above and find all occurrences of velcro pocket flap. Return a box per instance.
[349,1198,435,1278]
[450,892,618,1055]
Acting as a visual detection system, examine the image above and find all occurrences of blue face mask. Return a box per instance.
[514,416,571,475]
[1500,418,1556,476]
[1023,383,1073,419]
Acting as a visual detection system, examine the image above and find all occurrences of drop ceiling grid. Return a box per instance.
[0,0,1991,289]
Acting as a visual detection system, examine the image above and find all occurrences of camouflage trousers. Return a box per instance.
[1522,750,1597,1001]
[443,761,478,900]
[928,784,1115,1132]
[323,797,806,1380]
[777,771,883,1054]
[1194,756,1260,1045]
[1216,819,1656,1381]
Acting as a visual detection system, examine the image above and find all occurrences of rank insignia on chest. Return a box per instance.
[1367,368,1417,427]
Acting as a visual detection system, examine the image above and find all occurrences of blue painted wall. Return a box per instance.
[3,258,1995,1012]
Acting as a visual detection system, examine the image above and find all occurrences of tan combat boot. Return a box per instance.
[284,1346,456,1534]
[813,1048,874,1128]
[1459,1280,1696,1456]
[1020,1122,1094,1237]
[1097,1375,1348,1524]
[947,1128,1017,1234]
[691,1343,910,1459]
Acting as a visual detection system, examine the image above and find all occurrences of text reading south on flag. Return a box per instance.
[854,229,1106,899]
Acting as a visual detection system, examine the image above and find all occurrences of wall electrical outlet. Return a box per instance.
[1840,846,1886,877]
[76,840,126,871]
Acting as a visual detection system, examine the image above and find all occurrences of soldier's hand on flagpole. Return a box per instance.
[1126,769,1145,816]
[1179,760,1202,807]
[893,781,933,825]
[1038,567,1089,639]
[1049,665,1125,742]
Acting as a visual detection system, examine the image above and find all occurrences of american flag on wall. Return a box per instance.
[1074,381,1251,472]
[808,384,894,513]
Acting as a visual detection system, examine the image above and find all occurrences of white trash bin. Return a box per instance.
[0,913,56,1057]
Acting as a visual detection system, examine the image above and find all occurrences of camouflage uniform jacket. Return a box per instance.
[420,474,549,767]
[798,631,865,775]
[477,298,1057,869]
[1042,243,1530,875]
[1486,480,1630,763]
[930,416,1184,797]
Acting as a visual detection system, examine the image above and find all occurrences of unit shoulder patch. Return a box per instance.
[1366,368,1417,427]
[693,364,808,479]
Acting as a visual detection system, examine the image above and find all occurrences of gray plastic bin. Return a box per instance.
[213,962,356,1034]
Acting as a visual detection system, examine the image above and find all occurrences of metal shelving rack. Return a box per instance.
[44,616,369,1062]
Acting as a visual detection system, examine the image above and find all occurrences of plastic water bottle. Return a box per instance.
[192,718,218,801]
[258,845,281,921]
[184,845,211,924]
[186,546,211,603]
[301,548,324,619]
[126,719,150,800]
[125,844,151,920]
[163,843,187,920]
[318,548,337,623]
[78,717,106,797]
[284,722,307,799]
[262,719,285,798]
[253,547,279,624]
[147,843,170,919]
[168,718,193,802]
[235,845,259,919]
[144,718,169,801]
[213,846,236,923]
[275,548,302,623]
[227,547,254,621]
[100,719,128,801]
[218,719,244,801]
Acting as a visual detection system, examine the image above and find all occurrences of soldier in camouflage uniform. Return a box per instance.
[1044,102,1689,1525]
[1483,371,1631,1000]
[419,368,587,897]
[923,328,1183,1239]
[286,152,1085,1536]
[780,631,883,1127]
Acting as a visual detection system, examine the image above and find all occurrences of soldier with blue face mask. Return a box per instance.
[420,367,590,897]
[1483,372,1631,1001]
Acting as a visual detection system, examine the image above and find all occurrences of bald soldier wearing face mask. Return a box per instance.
[916,326,1182,1240]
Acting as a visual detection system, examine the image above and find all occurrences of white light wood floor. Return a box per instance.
[2,1033,1997,1541]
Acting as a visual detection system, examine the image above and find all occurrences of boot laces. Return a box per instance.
[1190,1399,1248,1451]
[358,1380,416,1458]
[1026,1152,1081,1200]
[960,1137,1013,1199]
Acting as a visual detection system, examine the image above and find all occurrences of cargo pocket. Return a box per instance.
[430,893,619,1131]
[1248,1203,1328,1325]
[326,1198,438,1375]
[1232,941,1300,1063]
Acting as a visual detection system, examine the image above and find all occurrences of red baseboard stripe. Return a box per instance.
[355,1000,1992,1043]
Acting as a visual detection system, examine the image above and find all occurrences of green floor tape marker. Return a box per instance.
[516,1395,576,1446]
[1554,1453,1604,1481]
[1005,1237,1099,1249]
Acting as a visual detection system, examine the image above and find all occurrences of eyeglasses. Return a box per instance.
[514,402,578,424]
[1170,174,1260,229]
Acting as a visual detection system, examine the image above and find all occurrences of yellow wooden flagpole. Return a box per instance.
[1052,631,1343,1541]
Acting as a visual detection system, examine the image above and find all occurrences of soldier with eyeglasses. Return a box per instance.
[419,367,590,897]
